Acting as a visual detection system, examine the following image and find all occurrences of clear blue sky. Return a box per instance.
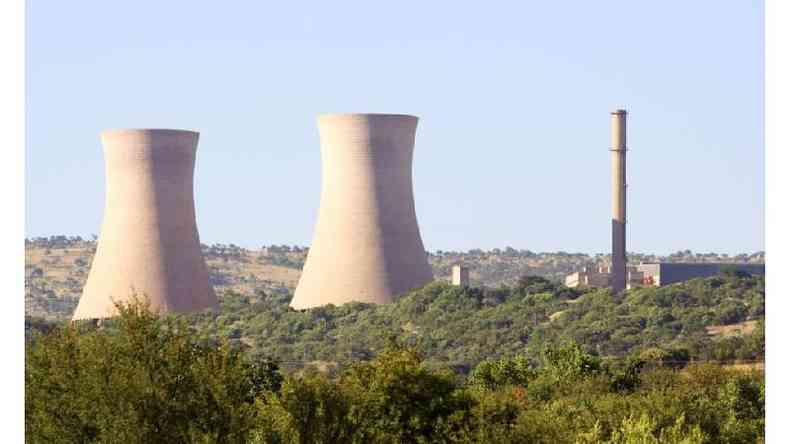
[25,0,764,255]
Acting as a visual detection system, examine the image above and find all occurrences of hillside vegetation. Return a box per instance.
[25,236,765,372]
[26,301,764,443]
[179,273,764,373]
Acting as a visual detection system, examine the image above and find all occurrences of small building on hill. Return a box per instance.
[452,265,470,287]
[564,265,610,288]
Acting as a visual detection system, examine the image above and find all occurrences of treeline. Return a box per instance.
[25,235,93,249]
[26,235,764,264]
[26,301,764,443]
[430,248,764,263]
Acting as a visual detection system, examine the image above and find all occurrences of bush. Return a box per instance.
[468,354,535,391]
[254,372,354,443]
[26,298,281,443]
[338,346,473,443]
[578,414,706,444]
[639,347,691,369]
[541,341,602,382]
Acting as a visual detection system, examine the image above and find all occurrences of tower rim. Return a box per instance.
[318,113,418,120]
[101,128,199,138]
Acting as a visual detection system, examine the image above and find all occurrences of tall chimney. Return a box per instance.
[73,129,218,319]
[290,114,434,309]
[610,110,628,293]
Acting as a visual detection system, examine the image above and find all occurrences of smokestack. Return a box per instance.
[291,114,433,309]
[73,129,218,320]
[610,110,628,293]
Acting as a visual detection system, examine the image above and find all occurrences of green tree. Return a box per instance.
[339,345,472,443]
[468,355,535,391]
[26,297,281,443]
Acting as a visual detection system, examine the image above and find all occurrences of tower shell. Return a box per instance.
[291,114,433,309]
[610,110,628,293]
[73,129,217,320]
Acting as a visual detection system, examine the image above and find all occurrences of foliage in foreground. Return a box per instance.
[26,300,282,443]
[26,301,764,443]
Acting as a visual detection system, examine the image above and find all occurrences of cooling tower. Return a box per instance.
[290,114,433,309]
[610,110,628,293]
[72,129,218,320]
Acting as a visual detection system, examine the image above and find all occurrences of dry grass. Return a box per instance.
[722,361,764,372]
[306,360,339,374]
[206,260,300,284]
[705,320,759,338]
[401,321,420,334]
[205,252,301,296]
[549,310,566,322]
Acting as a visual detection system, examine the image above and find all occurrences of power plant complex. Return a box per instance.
[564,110,766,290]
[73,129,217,320]
[564,110,632,292]
[71,110,762,319]
[290,114,433,309]
[565,262,765,290]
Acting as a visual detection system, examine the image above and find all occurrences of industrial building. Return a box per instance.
[635,263,765,286]
[290,114,433,309]
[565,264,644,289]
[73,129,218,320]
[564,265,611,288]
[566,262,764,289]
[564,108,764,290]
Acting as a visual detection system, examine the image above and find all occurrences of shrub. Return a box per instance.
[540,341,602,383]
[255,372,354,444]
[468,354,535,391]
[25,297,280,443]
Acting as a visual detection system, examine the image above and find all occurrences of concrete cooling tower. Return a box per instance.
[290,114,434,309]
[72,129,218,320]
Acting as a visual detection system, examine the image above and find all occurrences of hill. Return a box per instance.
[24,235,765,322]
[177,273,764,373]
